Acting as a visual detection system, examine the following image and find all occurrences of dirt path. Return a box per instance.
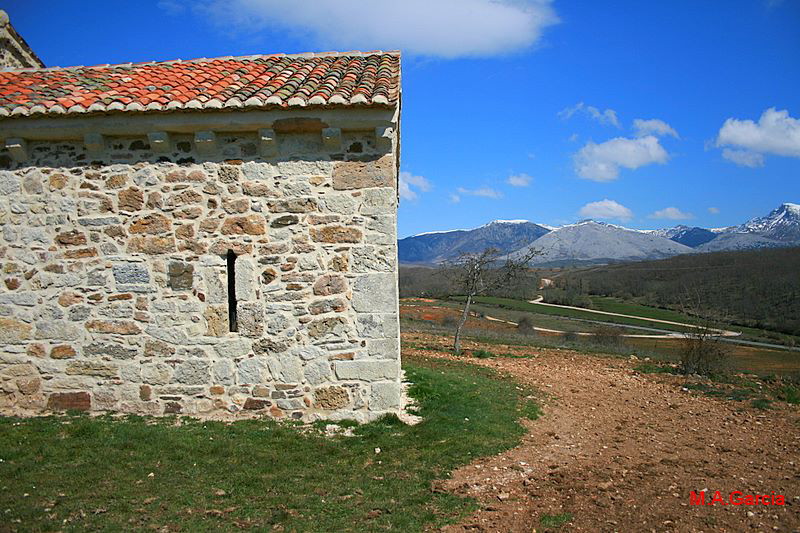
[403,333,800,532]
[484,314,693,340]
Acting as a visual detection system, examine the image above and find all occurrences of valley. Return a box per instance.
[400,297,800,376]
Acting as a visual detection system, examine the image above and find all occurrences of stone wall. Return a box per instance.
[0,126,401,422]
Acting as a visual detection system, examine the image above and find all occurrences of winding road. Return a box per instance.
[480,296,800,351]
[526,295,740,337]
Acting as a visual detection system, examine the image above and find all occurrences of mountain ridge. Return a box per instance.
[398,202,800,265]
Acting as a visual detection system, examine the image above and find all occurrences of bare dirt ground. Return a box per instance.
[403,333,800,533]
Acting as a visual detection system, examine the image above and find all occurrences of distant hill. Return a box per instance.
[398,220,550,264]
[650,225,718,248]
[397,202,800,265]
[510,221,692,264]
[696,232,788,252]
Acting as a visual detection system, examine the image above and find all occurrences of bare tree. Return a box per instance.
[678,288,732,376]
[443,247,539,354]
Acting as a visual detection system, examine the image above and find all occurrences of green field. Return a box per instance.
[455,296,698,334]
[451,295,800,347]
[405,298,649,335]
[0,357,538,532]
[587,296,702,324]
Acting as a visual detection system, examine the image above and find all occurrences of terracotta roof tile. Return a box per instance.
[0,51,400,118]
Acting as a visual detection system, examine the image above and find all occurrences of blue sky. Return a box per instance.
[5,1,799,237]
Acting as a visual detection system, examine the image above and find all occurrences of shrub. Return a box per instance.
[441,315,458,328]
[472,349,494,359]
[562,331,579,343]
[680,328,731,376]
[516,316,535,334]
[592,326,624,347]
[776,384,800,405]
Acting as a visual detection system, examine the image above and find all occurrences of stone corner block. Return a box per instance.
[332,155,394,190]
[352,273,397,313]
[334,360,399,382]
[369,381,401,411]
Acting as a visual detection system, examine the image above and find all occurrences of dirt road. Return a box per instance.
[527,296,741,337]
[403,333,800,532]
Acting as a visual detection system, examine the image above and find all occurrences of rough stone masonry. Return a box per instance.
[0,52,403,422]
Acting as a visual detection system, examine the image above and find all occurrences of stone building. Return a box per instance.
[0,48,402,422]
[0,11,44,70]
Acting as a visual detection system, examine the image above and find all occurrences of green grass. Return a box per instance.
[471,349,494,359]
[588,296,700,323]
[751,398,772,410]
[776,385,800,405]
[0,356,538,532]
[540,512,573,528]
[684,382,758,402]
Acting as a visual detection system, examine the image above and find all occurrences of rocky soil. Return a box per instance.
[403,333,800,532]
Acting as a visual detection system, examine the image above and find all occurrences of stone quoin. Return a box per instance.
[0,15,402,422]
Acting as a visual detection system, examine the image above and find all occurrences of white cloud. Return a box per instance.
[633,118,679,139]
[449,194,461,204]
[708,207,720,214]
[574,135,669,182]
[721,148,764,168]
[200,0,559,58]
[649,207,694,220]
[456,187,503,199]
[716,108,800,166]
[506,173,532,187]
[398,171,432,201]
[559,102,620,127]
[579,199,633,221]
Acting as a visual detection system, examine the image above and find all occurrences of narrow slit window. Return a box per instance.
[227,250,238,332]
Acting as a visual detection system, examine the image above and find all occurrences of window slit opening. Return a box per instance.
[226,250,238,332]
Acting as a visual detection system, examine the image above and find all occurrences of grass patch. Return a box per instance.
[540,512,573,528]
[0,356,537,532]
[588,296,697,323]
[520,398,542,420]
[751,398,772,410]
[776,385,800,405]
[684,382,758,402]
[472,349,494,359]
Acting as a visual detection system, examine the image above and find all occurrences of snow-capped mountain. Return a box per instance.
[510,221,693,264]
[735,203,800,242]
[397,203,800,265]
[649,225,718,248]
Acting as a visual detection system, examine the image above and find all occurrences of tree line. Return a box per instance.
[550,247,800,336]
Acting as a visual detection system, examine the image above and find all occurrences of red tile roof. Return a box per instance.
[0,51,400,118]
